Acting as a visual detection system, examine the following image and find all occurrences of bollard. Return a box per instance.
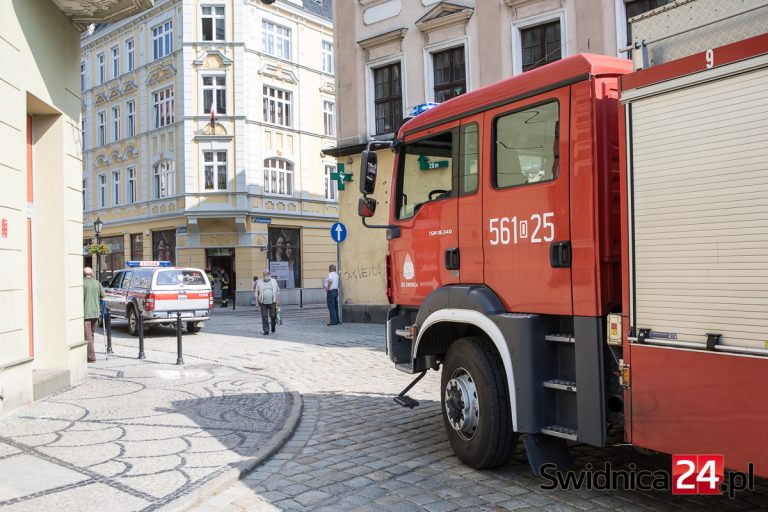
[300,288,303,309]
[106,310,113,354]
[175,312,184,365]
[137,312,146,359]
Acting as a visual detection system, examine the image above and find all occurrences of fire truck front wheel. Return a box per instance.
[441,337,517,469]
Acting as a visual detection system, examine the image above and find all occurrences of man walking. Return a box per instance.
[83,267,105,362]
[255,269,280,335]
[325,264,340,326]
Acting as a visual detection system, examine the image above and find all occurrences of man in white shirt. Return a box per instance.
[255,269,280,335]
[324,264,340,326]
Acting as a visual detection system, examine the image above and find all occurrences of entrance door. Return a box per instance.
[206,248,234,304]
[389,122,460,307]
[483,90,573,315]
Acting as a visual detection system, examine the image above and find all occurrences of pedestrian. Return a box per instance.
[254,269,280,335]
[324,264,340,326]
[220,271,230,307]
[250,276,259,306]
[83,266,105,363]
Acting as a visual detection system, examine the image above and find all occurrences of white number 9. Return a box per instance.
[706,49,714,69]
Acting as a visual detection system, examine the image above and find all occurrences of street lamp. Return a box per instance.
[94,217,103,282]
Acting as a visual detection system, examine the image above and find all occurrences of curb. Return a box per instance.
[165,390,304,512]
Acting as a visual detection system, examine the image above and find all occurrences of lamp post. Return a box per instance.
[94,217,103,282]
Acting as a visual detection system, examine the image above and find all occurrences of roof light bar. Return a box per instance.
[126,261,173,267]
[409,102,439,117]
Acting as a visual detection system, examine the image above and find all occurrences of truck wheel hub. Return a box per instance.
[445,369,479,439]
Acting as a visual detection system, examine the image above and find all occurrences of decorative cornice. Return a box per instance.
[416,3,473,34]
[146,63,177,86]
[52,0,154,31]
[319,81,336,95]
[193,49,233,67]
[258,63,298,84]
[357,28,408,51]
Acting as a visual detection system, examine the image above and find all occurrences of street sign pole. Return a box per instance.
[337,241,342,324]
[330,222,347,325]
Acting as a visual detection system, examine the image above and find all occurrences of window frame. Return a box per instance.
[324,164,338,201]
[263,158,294,197]
[111,105,120,142]
[371,61,403,136]
[80,61,86,91]
[511,10,567,76]
[491,99,561,190]
[152,19,174,61]
[321,40,333,73]
[262,19,291,60]
[126,100,136,137]
[152,87,175,129]
[323,100,335,136]
[153,160,175,199]
[126,38,135,72]
[202,73,227,115]
[97,110,106,146]
[127,166,137,204]
[112,169,121,206]
[202,150,228,191]
[431,45,467,103]
[201,4,226,42]
[97,52,106,84]
[97,173,107,208]
[263,85,292,128]
[110,45,120,79]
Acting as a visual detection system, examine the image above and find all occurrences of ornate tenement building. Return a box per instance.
[81,0,337,303]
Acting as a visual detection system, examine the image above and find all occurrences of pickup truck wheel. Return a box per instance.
[127,307,139,337]
[441,336,517,469]
[186,322,202,334]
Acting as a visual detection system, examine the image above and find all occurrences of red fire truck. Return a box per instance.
[357,34,768,476]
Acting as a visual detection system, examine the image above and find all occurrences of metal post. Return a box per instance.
[176,312,184,365]
[300,288,303,309]
[105,310,113,354]
[137,313,146,359]
[96,235,101,283]
[336,242,343,324]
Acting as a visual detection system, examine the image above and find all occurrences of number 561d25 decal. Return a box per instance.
[488,212,555,246]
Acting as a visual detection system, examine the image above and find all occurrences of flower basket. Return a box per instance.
[86,242,111,256]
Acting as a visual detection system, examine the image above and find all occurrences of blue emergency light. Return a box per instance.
[409,102,439,117]
[126,261,172,267]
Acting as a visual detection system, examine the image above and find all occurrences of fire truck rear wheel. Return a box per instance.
[441,336,517,469]
[127,307,139,337]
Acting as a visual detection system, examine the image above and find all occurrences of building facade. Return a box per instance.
[327,0,675,322]
[81,0,337,304]
[0,0,152,414]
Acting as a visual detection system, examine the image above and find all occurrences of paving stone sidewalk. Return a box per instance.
[0,349,300,512]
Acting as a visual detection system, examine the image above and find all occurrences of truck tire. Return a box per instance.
[127,306,139,337]
[186,322,202,334]
[441,336,517,469]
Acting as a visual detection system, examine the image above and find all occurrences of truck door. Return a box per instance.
[389,122,460,307]
[483,90,572,315]
[457,117,483,284]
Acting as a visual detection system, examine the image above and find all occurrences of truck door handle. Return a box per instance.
[550,241,571,268]
[445,247,460,270]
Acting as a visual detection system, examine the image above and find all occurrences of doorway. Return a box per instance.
[206,248,235,305]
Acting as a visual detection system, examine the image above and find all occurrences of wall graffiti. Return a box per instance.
[342,264,382,281]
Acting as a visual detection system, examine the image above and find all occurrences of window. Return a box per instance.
[521,20,561,72]
[153,87,174,128]
[373,63,402,135]
[263,158,293,196]
[203,151,227,191]
[97,111,106,146]
[324,165,337,201]
[202,75,226,114]
[323,100,335,136]
[322,40,333,73]
[126,100,135,137]
[262,20,291,60]
[111,45,120,79]
[395,130,453,220]
[263,86,292,127]
[126,38,135,71]
[111,105,120,142]
[152,230,176,265]
[460,123,479,196]
[98,173,107,208]
[152,20,173,60]
[82,178,87,210]
[624,0,675,46]
[82,118,86,150]
[102,236,125,279]
[130,233,143,260]
[80,61,86,91]
[127,167,137,204]
[112,170,121,206]
[202,5,225,41]
[494,101,559,188]
[153,160,174,198]
[433,47,466,102]
[97,53,105,84]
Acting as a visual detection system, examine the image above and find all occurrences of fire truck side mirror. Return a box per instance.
[360,150,378,194]
[358,197,377,218]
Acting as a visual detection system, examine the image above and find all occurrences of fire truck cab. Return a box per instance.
[360,54,630,470]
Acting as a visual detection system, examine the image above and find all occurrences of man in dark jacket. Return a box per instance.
[83,267,105,362]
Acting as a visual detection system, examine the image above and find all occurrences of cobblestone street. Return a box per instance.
[104,307,767,511]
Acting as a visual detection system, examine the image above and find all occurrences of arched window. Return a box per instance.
[264,158,293,196]
[153,160,175,198]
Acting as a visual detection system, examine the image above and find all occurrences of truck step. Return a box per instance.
[394,328,415,340]
[542,379,577,392]
[393,395,419,409]
[542,425,578,441]
[545,334,575,344]
[395,362,414,374]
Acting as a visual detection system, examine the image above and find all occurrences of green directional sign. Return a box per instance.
[331,163,353,191]
[418,154,449,171]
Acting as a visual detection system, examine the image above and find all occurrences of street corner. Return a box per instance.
[0,357,302,512]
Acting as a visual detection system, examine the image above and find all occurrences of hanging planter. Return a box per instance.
[86,242,111,256]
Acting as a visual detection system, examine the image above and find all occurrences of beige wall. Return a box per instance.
[0,0,87,412]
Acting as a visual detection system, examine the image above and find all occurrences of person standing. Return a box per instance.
[220,271,230,307]
[83,267,105,362]
[255,269,280,335]
[324,264,340,326]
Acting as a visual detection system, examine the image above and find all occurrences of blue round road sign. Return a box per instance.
[330,222,347,243]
